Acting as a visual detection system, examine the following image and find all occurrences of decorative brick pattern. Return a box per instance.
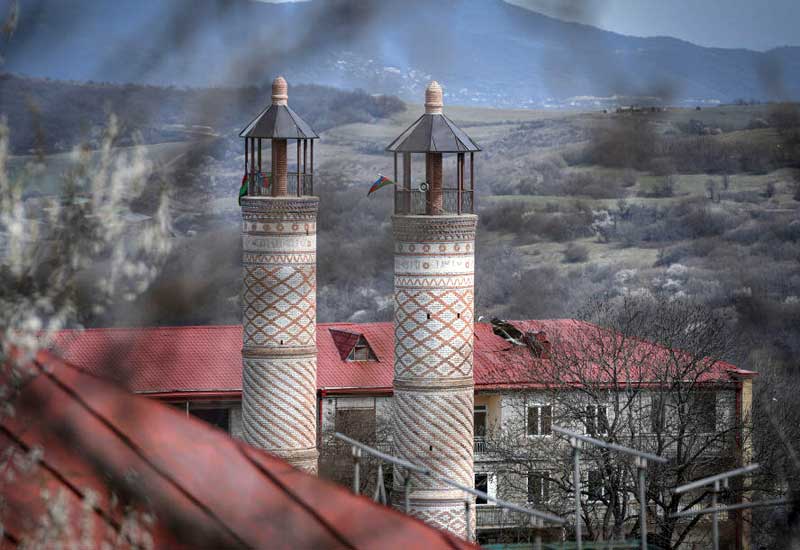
[392,214,478,539]
[394,289,473,379]
[410,506,467,537]
[393,387,474,488]
[242,264,315,348]
[241,197,319,473]
[242,356,317,449]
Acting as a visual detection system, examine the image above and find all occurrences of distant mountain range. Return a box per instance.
[3,0,799,108]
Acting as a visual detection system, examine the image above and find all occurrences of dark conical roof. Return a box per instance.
[239,104,318,139]
[386,113,480,153]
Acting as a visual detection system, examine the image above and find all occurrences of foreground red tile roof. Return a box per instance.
[1,351,475,549]
[50,320,753,397]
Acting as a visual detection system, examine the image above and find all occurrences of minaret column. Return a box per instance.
[239,76,319,473]
[392,214,477,538]
[386,79,480,540]
[241,197,318,472]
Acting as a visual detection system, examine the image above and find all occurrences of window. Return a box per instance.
[335,408,376,441]
[650,395,666,433]
[587,470,606,501]
[690,392,716,434]
[474,405,488,438]
[190,407,230,432]
[347,336,377,361]
[527,471,550,505]
[585,405,608,436]
[475,474,489,505]
[527,405,552,436]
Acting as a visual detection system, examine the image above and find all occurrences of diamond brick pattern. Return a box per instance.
[410,506,467,538]
[394,288,473,379]
[242,264,316,348]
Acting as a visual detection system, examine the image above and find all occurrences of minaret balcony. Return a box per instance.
[245,172,314,197]
[394,187,473,215]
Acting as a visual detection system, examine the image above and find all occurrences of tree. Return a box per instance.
[749,358,800,548]
[657,175,676,198]
[319,403,393,500]
[705,178,718,202]
[0,117,172,547]
[485,295,746,548]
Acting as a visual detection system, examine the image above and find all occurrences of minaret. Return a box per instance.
[387,81,480,538]
[239,77,319,472]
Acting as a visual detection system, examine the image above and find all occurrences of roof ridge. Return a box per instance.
[56,324,243,334]
[55,320,580,337]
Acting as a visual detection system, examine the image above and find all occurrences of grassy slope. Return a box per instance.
[12,102,799,333]
[326,103,795,272]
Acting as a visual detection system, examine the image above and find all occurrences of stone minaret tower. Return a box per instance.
[239,77,319,472]
[386,81,480,538]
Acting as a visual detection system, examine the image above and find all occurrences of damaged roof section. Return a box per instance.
[490,317,551,359]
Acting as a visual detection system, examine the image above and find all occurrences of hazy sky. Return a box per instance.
[259,0,800,52]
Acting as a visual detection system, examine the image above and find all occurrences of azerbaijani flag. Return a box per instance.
[368,175,395,196]
[238,173,248,205]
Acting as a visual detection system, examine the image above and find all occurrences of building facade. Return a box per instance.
[53,319,756,547]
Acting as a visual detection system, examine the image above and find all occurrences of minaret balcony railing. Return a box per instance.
[394,188,473,215]
[246,172,314,197]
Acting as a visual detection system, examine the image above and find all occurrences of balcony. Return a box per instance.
[474,437,489,454]
[394,188,474,215]
[245,172,313,197]
[476,506,531,529]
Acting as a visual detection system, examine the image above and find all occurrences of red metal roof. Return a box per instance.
[1,350,475,549]
[50,320,752,397]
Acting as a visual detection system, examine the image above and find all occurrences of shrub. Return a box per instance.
[621,170,637,188]
[561,172,626,199]
[563,243,589,263]
[639,175,676,198]
[479,202,527,233]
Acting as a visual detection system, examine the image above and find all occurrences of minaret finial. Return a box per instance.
[272,76,288,106]
[425,81,443,114]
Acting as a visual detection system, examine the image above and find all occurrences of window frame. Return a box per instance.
[527,404,553,437]
[586,469,607,502]
[474,473,490,506]
[347,337,377,361]
[334,407,377,441]
[650,394,666,434]
[585,404,609,437]
[474,404,488,439]
[527,470,551,505]
[187,405,231,433]
[689,391,717,435]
